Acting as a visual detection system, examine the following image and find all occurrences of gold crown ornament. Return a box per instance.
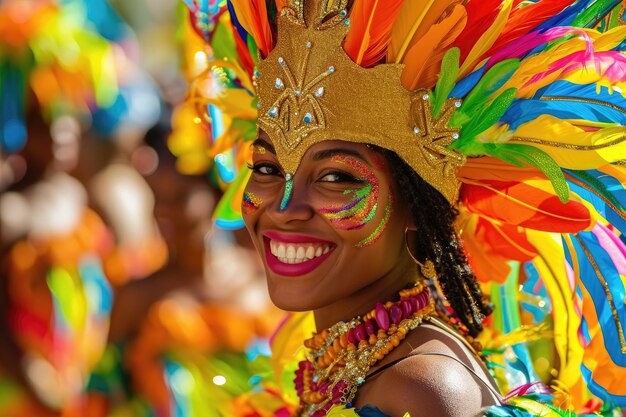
[256,0,466,203]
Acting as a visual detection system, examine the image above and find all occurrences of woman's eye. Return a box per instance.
[248,163,281,176]
[319,171,361,183]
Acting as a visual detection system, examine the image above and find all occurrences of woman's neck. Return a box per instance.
[313,254,419,330]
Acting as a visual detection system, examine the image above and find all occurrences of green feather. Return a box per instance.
[431,48,460,118]
[452,88,517,150]
[212,21,237,61]
[451,59,520,128]
[247,36,259,66]
[568,170,624,211]
[488,143,570,202]
[571,0,622,28]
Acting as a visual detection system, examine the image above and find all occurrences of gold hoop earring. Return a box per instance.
[404,227,437,280]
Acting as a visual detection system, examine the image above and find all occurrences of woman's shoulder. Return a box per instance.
[353,321,500,417]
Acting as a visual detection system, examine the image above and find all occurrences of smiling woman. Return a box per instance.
[181,0,626,416]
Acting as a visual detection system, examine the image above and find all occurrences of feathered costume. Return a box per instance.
[180,0,626,415]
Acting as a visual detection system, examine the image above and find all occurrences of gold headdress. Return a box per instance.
[257,0,464,202]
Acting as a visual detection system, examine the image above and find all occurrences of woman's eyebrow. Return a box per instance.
[252,138,276,154]
[312,148,367,162]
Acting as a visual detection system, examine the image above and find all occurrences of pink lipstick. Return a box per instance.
[262,231,335,277]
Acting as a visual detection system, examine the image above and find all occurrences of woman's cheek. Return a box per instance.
[315,156,392,247]
[242,190,263,215]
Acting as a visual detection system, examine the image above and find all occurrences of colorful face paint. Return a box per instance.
[355,199,392,247]
[243,191,262,214]
[318,156,392,247]
[279,173,293,211]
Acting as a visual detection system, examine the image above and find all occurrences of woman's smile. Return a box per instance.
[263,231,336,276]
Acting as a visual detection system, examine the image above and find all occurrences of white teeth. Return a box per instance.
[269,239,333,264]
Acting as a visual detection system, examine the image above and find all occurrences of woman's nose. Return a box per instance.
[266,177,314,224]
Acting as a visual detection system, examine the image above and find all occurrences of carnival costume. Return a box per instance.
[180,0,626,415]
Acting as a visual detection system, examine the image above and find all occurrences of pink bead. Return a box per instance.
[375,302,390,330]
[347,328,356,345]
[390,305,402,324]
[354,323,366,341]
[365,319,377,335]
[401,300,412,317]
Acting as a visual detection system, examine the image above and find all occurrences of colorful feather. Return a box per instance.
[431,47,460,118]
[343,0,404,67]
[399,4,466,90]
[452,0,502,63]
[461,178,590,232]
[486,0,576,58]
[459,0,513,77]
[387,0,461,63]
[562,226,626,406]
[228,0,273,56]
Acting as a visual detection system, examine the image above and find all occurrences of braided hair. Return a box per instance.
[381,148,492,337]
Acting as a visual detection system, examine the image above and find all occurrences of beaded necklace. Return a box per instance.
[294,283,434,417]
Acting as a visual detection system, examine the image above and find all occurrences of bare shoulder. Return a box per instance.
[364,352,485,417]
[354,323,499,417]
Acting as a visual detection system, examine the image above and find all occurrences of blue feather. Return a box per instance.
[227,0,250,44]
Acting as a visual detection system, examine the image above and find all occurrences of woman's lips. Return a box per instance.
[262,232,336,277]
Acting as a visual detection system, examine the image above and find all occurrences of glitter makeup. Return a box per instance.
[280,173,294,211]
[243,191,262,214]
[318,156,392,247]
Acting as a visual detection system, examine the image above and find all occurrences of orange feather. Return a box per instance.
[344,0,404,67]
[275,0,288,13]
[457,214,513,283]
[399,4,467,90]
[388,0,462,63]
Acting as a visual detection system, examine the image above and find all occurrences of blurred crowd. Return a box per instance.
[0,1,284,416]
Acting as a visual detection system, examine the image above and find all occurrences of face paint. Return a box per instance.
[279,173,293,211]
[243,191,262,214]
[318,156,392,246]
[253,144,267,155]
[355,199,392,247]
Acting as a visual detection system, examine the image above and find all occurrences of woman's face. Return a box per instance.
[242,134,412,311]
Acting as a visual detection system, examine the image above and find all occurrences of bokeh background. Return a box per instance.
[0,1,286,415]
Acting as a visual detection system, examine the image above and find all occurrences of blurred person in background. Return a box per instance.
[0,0,164,415]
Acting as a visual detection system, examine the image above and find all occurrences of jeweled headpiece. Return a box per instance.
[182,0,626,410]
[257,0,464,202]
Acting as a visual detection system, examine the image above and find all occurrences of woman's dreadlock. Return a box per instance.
[382,148,492,337]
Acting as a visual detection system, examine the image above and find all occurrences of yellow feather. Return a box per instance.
[507,115,626,169]
[459,0,513,77]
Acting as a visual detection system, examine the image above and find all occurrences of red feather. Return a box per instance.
[344,0,404,67]
[476,218,537,262]
[461,179,591,233]
[452,0,502,63]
